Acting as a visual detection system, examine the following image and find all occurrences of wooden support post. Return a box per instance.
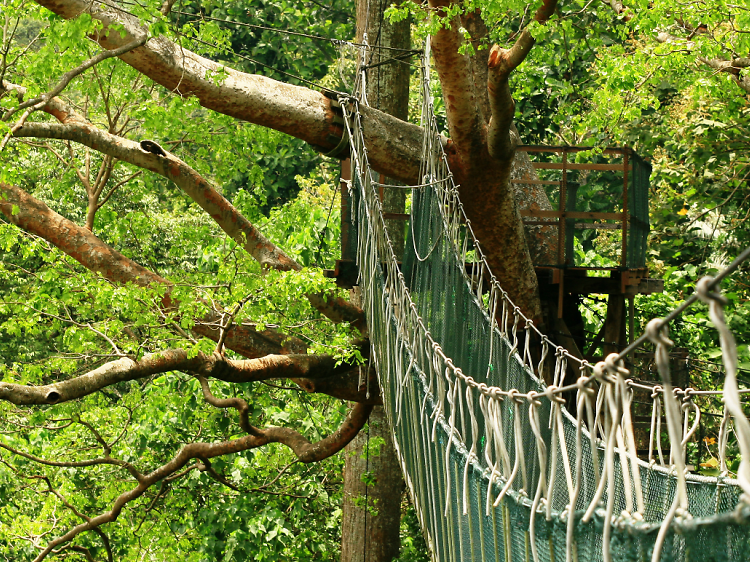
[340,158,353,261]
[622,149,629,268]
[628,295,635,344]
[558,150,568,268]
[603,294,626,356]
[332,158,359,288]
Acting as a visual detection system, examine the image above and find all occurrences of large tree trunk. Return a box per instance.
[341,406,405,562]
[341,5,409,558]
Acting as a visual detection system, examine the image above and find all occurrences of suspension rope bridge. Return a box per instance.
[343,38,750,562]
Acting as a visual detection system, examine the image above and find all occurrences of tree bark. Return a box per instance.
[341,406,405,562]
[339,5,410,561]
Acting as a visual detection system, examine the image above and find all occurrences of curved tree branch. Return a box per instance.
[0,35,148,153]
[30,0,425,184]
[0,441,144,482]
[0,180,166,287]
[0,180,373,397]
[195,375,256,435]
[487,0,559,160]
[24,401,372,561]
[7,90,366,328]
[0,348,365,405]
[14,122,300,271]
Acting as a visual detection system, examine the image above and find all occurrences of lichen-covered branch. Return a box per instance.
[0,348,368,405]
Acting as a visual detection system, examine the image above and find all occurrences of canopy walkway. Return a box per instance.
[343,39,750,562]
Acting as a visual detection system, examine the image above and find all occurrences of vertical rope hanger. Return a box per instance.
[696,277,750,499]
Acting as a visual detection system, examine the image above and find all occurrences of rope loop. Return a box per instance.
[527,391,543,407]
[696,276,728,306]
[682,387,696,408]
[674,507,693,522]
[593,361,607,381]
[651,385,663,399]
[603,352,628,376]
[545,385,566,405]
[645,318,673,348]
[508,388,524,404]
[444,356,456,371]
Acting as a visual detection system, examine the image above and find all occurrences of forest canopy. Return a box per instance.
[0,0,748,558]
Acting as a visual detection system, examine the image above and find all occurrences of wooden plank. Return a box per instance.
[575,223,622,230]
[522,220,560,226]
[383,212,410,220]
[532,162,631,171]
[510,179,560,185]
[518,145,628,155]
[538,275,664,296]
[521,209,624,220]
[604,294,626,356]
[523,220,620,229]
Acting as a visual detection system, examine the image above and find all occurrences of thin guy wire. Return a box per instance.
[172,10,420,52]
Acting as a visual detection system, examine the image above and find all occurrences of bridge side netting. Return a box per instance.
[343,46,750,562]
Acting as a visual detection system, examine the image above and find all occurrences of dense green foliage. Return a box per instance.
[0,2,361,559]
[1,0,749,557]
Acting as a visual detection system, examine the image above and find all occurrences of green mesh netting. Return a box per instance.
[628,152,651,270]
[350,159,750,562]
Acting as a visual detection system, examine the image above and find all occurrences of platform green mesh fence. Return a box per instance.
[628,152,651,270]
[341,52,750,559]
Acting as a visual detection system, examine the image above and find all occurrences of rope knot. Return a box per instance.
[593,361,607,381]
[645,318,673,347]
[508,388,524,404]
[545,385,566,405]
[527,391,542,407]
[604,352,627,376]
[651,385,663,399]
[696,276,728,306]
